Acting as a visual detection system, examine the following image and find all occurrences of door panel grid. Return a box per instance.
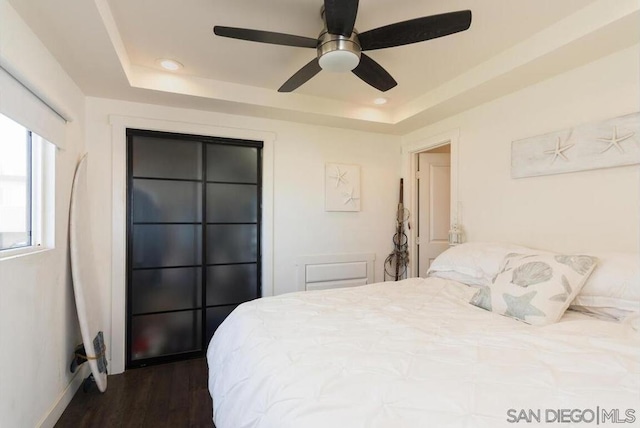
[126,129,262,368]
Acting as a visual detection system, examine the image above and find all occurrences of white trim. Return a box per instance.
[31,135,56,250]
[109,115,276,374]
[31,133,44,247]
[0,247,51,261]
[401,129,459,278]
[35,364,89,428]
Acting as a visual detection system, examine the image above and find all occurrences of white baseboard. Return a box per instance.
[36,364,89,428]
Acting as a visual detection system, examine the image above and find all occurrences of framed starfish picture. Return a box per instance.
[325,163,361,212]
[511,112,640,178]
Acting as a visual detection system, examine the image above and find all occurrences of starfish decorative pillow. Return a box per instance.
[470,253,598,326]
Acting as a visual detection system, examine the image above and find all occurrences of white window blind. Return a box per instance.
[0,67,67,149]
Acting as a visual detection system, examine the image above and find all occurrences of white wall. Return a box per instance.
[0,1,87,427]
[84,97,402,371]
[403,45,640,254]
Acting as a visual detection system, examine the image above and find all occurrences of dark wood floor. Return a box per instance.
[55,358,214,428]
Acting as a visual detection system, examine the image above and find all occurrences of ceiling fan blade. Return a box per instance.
[278,58,322,92]
[359,10,472,51]
[352,53,397,92]
[213,26,317,48]
[324,0,359,37]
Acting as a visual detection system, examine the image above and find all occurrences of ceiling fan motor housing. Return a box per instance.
[317,30,361,72]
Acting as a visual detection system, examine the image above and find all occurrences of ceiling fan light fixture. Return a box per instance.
[319,50,360,72]
[317,31,361,73]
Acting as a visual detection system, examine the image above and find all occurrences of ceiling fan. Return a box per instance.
[213,1,472,93]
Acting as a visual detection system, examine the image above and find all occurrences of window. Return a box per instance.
[0,113,53,254]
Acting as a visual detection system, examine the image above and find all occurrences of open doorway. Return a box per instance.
[415,144,451,277]
[402,129,458,279]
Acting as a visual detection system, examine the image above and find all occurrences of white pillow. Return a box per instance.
[470,253,598,326]
[571,252,639,318]
[428,242,533,285]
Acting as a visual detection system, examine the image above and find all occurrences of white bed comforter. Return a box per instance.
[207,278,640,428]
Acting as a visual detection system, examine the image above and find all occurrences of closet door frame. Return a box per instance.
[125,128,263,368]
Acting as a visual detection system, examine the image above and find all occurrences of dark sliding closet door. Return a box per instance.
[126,129,262,368]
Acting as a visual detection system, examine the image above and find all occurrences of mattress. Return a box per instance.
[207,278,640,428]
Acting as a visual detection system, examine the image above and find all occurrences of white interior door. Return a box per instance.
[417,152,451,277]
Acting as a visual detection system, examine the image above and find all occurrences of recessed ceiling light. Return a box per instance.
[158,59,183,71]
[373,97,388,105]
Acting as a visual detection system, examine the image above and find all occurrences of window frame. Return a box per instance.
[0,117,54,260]
[25,130,33,249]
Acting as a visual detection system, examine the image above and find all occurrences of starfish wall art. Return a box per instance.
[511,112,639,178]
[325,163,361,212]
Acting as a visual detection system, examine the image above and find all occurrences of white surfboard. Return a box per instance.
[69,153,107,392]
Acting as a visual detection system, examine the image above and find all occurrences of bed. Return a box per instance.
[207,244,640,428]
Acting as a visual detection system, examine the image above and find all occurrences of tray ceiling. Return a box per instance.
[8,0,639,133]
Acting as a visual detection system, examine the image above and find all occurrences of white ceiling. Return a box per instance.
[8,0,640,134]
